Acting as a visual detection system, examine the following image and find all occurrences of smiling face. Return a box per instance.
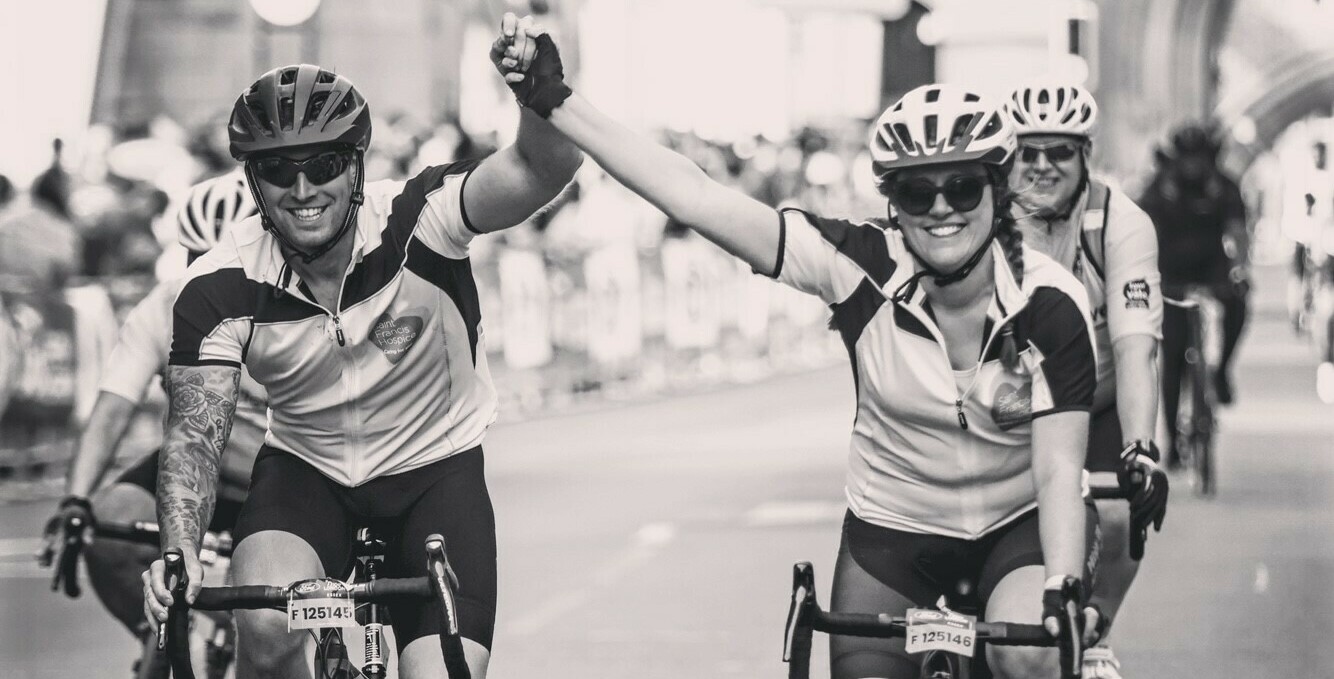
[1011,133,1085,215]
[890,162,996,273]
[250,146,356,253]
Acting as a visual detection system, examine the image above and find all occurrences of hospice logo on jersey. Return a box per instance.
[370,312,425,364]
[1123,279,1150,309]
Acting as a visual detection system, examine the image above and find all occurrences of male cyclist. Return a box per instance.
[1004,82,1167,679]
[143,19,581,679]
[1138,124,1250,462]
[43,171,263,650]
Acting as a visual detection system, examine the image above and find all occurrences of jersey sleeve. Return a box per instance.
[773,208,897,305]
[408,159,485,260]
[169,268,255,368]
[99,281,174,403]
[1104,197,1163,343]
[1024,286,1096,418]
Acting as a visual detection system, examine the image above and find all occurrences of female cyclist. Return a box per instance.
[494,20,1103,679]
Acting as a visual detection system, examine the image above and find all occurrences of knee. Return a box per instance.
[235,609,306,671]
[987,645,1054,679]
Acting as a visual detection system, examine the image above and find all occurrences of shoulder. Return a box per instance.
[1102,185,1157,237]
[1022,246,1089,310]
[781,207,898,282]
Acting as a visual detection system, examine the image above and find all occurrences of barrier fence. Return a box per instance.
[0,235,843,481]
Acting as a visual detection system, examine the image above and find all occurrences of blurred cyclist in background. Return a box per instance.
[43,172,263,664]
[143,20,582,677]
[1004,82,1167,679]
[497,23,1103,679]
[1137,123,1250,465]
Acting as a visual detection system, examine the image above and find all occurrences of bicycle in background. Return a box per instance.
[1165,287,1221,496]
[39,518,235,679]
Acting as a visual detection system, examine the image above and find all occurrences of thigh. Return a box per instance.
[383,448,498,652]
[829,514,946,679]
[978,505,1099,606]
[232,446,353,579]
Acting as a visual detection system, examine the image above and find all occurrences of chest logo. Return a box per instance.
[990,378,1032,431]
[370,313,424,364]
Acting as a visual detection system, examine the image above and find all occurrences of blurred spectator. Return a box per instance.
[0,173,13,208]
[33,139,72,219]
[79,177,167,277]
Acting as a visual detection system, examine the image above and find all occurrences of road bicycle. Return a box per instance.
[1166,289,1219,496]
[160,530,470,679]
[782,562,1085,679]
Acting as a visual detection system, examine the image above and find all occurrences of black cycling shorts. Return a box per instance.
[1085,404,1123,473]
[828,506,1100,679]
[115,450,243,534]
[232,445,497,651]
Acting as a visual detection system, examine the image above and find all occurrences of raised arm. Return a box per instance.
[463,15,583,233]
[495,15,782,274]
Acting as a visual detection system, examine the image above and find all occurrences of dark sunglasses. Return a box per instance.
[251,150,353,188]
[890,175,987,216]
[1017,142,1081,164]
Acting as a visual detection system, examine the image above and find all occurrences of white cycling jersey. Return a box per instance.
[100,279,268,500]
[1013,178,1163,411]
[169,161,496,487]
[774,208,1096,539]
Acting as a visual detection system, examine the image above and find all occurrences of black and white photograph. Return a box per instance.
[1,1,1330,677]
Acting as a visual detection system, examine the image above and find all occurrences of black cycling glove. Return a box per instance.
[508,34,572,118]
[1118,440,1169,536]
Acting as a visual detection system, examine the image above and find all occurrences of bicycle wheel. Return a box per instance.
[1193,404,1217,497]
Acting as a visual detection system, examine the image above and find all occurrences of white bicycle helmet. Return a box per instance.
[176,170,256,254]
[1005,82,1098,138]
[869,84,1015,186]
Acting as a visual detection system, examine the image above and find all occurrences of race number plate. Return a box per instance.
[287,578,356,630]
[904,607,977,657]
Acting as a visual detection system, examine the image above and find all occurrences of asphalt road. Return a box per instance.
[2,267,1331,678]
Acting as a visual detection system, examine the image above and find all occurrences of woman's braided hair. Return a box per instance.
[985,163,1026,372]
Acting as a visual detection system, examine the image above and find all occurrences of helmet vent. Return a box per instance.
[333,93,357,118]
[949,115,972,144]
[925,88,940,103]
[317,70,337,84]
[278,97,295,131]
[1055,88,1066,109]
[975,112,1002,140]
[963,92,980,103]
[1037,90,1050,105]
[892,101,904,112]
[892,123,914,149]
[279,68,297,86]
[248,104,274,135]
[924,114,938,147]
[307,92,330,125]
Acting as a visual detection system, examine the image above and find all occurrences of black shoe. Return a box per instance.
[1214,373,1234,405]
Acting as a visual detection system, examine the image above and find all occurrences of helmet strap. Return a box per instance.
[890,214,1000,302]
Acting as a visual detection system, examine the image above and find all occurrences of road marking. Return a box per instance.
[743,500,845,527]
[1254,563,1270,593]
[0,538,54,579]
[505,521,678,637]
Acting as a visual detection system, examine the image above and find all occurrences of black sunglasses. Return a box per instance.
[1017,141,1081,164]
[890,175,987,216]
[251,150,353,188]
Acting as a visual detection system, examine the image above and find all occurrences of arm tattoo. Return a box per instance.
[157,365,240,553]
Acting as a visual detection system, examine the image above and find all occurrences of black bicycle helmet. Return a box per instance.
[228,64,371,160]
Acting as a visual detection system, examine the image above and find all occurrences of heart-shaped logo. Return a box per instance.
[990,379,1032,431]
[369,313,424,364]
